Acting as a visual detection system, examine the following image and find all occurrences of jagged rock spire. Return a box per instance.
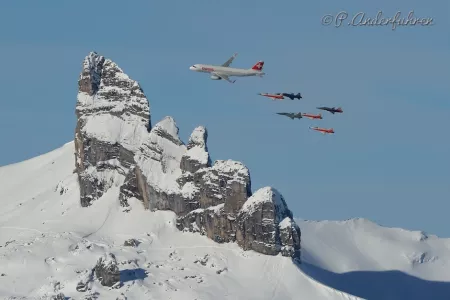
[74,51,301,259]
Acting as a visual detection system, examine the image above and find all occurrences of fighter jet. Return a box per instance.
[258,93,284,100]
[317,106,343,114]
[276,112,302,120]
[282,93,302,100]
[309,126,334,135]
[301,113,322,120]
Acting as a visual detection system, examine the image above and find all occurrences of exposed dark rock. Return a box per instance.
[124,238,140,247]
[119,166,142,207]
[50,293,65,300]
[279,217,302,258]
[76,280,89,292]
[94,253,120,287]
[235,187,290,254]
[177,187,301,258]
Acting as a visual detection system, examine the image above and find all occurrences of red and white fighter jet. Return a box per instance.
[309,126,335,134]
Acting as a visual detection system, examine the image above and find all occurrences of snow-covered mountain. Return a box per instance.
[74,52,301,260]
[0,52,449,299]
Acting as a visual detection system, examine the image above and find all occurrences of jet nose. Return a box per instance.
[189,66,194,70]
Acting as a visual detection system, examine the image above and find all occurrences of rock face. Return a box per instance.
[236,187,301,257]
[94,253,120,287]
[132,116,187,213]
[176,187,301,258]
[75,52,150,207]
[74,51,301,259]
[51,293,66,300]
[124,238,140,247]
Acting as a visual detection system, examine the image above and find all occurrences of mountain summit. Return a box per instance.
[74,51,301,259]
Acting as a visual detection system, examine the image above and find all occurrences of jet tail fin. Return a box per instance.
[251,61,264,71]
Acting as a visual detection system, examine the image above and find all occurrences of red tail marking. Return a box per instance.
[252,61,264,71]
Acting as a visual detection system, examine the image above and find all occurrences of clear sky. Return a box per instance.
[0,1,449,236]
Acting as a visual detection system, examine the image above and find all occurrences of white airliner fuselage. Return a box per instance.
[190,64,265,77]
[189,53,264,83]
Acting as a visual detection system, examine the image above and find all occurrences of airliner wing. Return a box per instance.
[212,72,236,83]
[222,53,237,67]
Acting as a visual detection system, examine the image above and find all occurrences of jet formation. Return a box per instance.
[271,101,343,134]
[189,53,343,135]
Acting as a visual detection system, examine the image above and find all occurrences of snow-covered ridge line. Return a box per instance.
[0,142,365,299]
[2,134,450,299]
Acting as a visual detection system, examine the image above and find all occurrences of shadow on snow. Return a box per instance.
[292,258,450,300]
[120,268,148,283]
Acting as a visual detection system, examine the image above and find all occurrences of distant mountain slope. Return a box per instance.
[0,142,362,300]
[298,218,450,299]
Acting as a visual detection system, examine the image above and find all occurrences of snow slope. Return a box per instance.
[298,219,450,299]
[0,142,363,300]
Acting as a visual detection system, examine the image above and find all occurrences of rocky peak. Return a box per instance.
[187,126,208,150]
[150,116,184,146]
[74,51,301,259]
[180,126,211,174]
[75,52,150,133]
[236,187,299,256]
[239,187,291,222]
[78,51,105,96]
[74,52,150,206]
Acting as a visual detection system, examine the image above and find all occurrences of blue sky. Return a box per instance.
[0,1,449,236]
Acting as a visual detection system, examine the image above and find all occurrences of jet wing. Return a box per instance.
[222,53,238,67]
[212,72,236,83]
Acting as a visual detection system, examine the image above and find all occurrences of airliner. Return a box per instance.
[189,53,265,83]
